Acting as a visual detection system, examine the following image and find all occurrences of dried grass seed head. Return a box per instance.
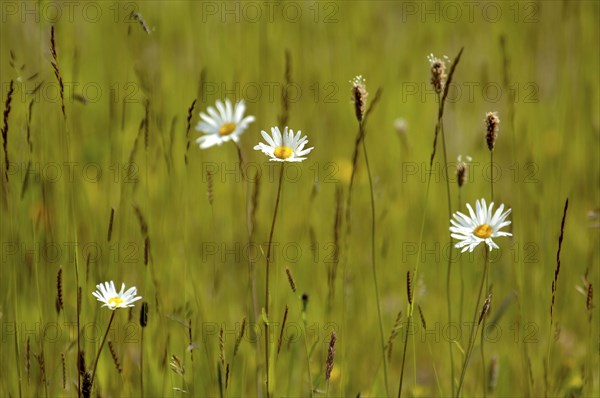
[350,75,368,122]
[485,111,500,151]
[427,53,449,94]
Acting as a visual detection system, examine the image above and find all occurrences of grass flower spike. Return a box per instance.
[93,281,142,310]
[427,53,449,94]
[195,99,255,149]
[450,198,512,252]
[350,75,368,122]
[254,126,314,162]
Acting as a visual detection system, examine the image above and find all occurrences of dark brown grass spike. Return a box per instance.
[140,302,149,327]
[225,363,230,388]
[277,305,289,356]
[128,118,145,165]
[130,11,151,34]
[385,310,403,361]
[36,350,46,386]
[325,331,337,381]
[61,352,66,389]
[1,80,14,182]
[26,99,33,152]
[479,293,492,326]
[56,267,64,313]
[143,100,150,150]
[50,27,66,119]
[107,208,115,242]
[285,267,297,293]
[144,236,150,266]
[278,49,292,127]
[417,305,427,330]
[108,341,123,374]
[132,204,148,236]
[25,337,31,385]
[407,271,413,305]
[188,318,193,363]
[550,198,568,321]
[78,350,86,377]
[233,317,246,358]
[81,371,92,398]
[184,98,197,166]
[206,169,214,206]
[219,327,225,369]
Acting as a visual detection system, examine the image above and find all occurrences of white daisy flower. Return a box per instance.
[92,281,142,310]
[254,126,314,162]
[195,99,255,149]
[450,198,512,253]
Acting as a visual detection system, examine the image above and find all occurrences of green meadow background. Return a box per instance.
[1,1,598,397]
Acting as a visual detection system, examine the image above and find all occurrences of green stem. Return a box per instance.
[490,150,494,201]
[264,163,285,397]
[480,322,487,398]
[140,328,144,398]
[397,174,433,397]
[362,139,389,396]
[91,311,116,387]
[481,264,490,397]
[456,248,489,397]
[237,141,262,397]
[458,190,464,330]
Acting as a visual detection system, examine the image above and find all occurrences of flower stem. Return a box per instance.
[236,141,262,395]
[140,328,145,398]
[264,163,285,397]
[456,248,489,397]
[398,174,433,398]
[91,311,116,387]
[398,314,412,398]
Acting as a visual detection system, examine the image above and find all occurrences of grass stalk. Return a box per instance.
[439,104,455,397]
[456,248,489,397]
[361,138,389,395]
[264,163,285,397]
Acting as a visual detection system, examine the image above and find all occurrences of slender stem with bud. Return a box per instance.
[264,163,285,397]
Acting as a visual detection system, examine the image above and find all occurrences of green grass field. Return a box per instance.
[1,1,598,397]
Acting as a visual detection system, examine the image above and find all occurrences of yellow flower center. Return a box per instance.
[108,297,124,307]
[219,122,236,136]
[274,146,293,159]
[473,224,493,239]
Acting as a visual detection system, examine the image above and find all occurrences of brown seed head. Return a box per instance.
[479,293,493,325]
[350,75,368,123]
[82,371,92,398]
[325,331,337,381]
[485,111,500,151]
[140,301,148,327]
[456,155,471,188]
[427,54,448,94]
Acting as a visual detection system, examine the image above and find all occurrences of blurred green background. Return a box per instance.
[1,1,598,397]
